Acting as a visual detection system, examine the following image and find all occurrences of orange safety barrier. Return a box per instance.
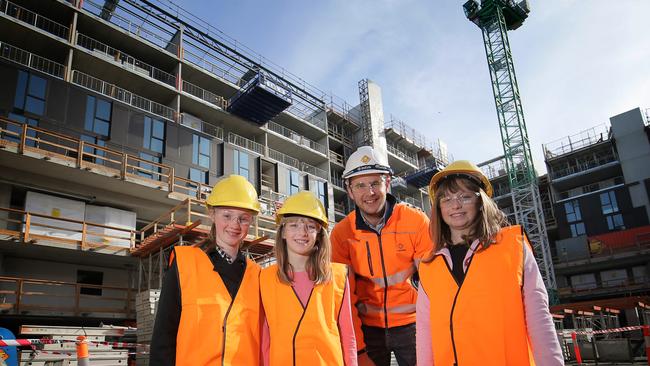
[76,336,90,366]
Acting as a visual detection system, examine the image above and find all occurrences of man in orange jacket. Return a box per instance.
[331,146,433,366]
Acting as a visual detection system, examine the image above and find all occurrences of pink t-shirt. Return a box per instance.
[261,271,358,366]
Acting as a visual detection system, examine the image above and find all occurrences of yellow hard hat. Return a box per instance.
[428,160,493,198]
[206,175,261,214]
[276,191,328,229]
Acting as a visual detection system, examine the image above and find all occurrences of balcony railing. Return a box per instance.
[334,202,346,214]
[327,124,353,146]
[331,173,344,189]
[0,276,135,317]
[558,276,649,298]
[0,117,214,201]
[0,206,137,254]
[0,0,70,40]
[387,143,418,166]
[72,70,176,122]
[329,150,344,166]
[266,121,326,155]
[268,147,299,169]
[543,123,610,159]
[182,80,228,110]
[227,132,265,156]
[76,33,176,87]
[302,162,327,180]
[0,41,65,79]
[549,151,617,180]
[81,0,179,55]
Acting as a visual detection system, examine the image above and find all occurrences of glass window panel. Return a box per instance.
[144,117,151,149]
[25,96,45,115]
[14,71,28,110]
[239,167,249,181]
[85,96,95,131]
[193,135,199,165]
[150,139,163,153]
[28,75,47,99]
[609,192,619,212]
[240,151,249,167]
[94,119,110,136]
[199,137,210,155]
[600,192,610,206]
[153,120,165,139]
[199,154,210,168]
[8,113,26,123]
[96,99,111,121]
[233,151,239,172]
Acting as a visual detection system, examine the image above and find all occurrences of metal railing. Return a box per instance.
[327,124,353,146]
[331,173,344,189]
[71,70,176,122]
[0,0,70,40]
[386,143,418,166]
[329,150,344,166]
[268,147,299,169]
[549,151,617,180]
[301,162,328,180]
[181,80,228,109]
[543,123,611,159]
[0,276,135,317]
[81,0,178,55]
[227,132,265,155]
[0,41,65,79]
[76,33,176,87]
[266,121,326,155]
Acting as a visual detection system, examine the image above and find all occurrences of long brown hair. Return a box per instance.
[274,216,332,285]
[423,176,508,263]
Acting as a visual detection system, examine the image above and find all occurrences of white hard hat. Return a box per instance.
[343,146,393,179]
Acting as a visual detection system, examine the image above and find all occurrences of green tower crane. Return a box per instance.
[463,0,557,301]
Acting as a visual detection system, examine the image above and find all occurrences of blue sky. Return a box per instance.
[174,0,650,173]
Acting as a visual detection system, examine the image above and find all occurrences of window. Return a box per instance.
[600,191,619,215]
[564,200,585,237]
[288,170,300,195]
[189,168,208,184]
[234,150,249,180]
[193,135,210,169]
[6,113,38,146]
[15,70,47,116]
[80,134,106,164]
[84,95,111,137]
[139,152,161,180]
[77,270,103,296]
[600,191,624,230]
[144,116,165,154]
[315,180,327,208]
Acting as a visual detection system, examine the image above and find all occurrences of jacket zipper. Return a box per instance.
[221,299,235,366]
[377,234,389,331]
[365,241,374,276]
[446,250,476,366]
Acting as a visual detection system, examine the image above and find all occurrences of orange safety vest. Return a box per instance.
[260,263,347,366]
[331,201,432,331]
[418,226,535,366]
[174,246,261,366]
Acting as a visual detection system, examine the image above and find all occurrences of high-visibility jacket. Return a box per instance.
[174,246,261,366]
[331,195,432,348]
[260,263,347,366]
[418,225,535,366]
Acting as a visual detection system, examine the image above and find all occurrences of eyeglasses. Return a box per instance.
[439,192,480,207]
[350,178,385,193]
[216,211,253,226]
[284,218,321,234]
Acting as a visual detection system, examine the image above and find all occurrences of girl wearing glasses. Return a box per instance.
[416,161,563,365]
[260,191,357,366]
[150,175,264,366]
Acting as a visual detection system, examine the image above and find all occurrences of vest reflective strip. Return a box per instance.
[368,266,416,288]
[358,302,416,315]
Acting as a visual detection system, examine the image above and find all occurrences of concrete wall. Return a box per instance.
[610,108,650,220]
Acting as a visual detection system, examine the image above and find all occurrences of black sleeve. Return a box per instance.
[149,258,181,366]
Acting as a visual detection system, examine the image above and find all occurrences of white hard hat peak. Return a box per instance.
[343,146,393,179]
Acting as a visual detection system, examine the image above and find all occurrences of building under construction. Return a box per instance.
[0,0,649,364]
[0,0,449,363]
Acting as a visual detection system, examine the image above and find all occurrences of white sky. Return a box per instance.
[179,0,650,173]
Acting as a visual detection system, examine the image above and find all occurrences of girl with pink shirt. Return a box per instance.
[260,191,357,366]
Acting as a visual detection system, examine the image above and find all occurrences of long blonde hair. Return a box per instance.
[424,176,508,263]
[274,216,332,285]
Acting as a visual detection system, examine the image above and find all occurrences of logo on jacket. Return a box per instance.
[397,243,406,252]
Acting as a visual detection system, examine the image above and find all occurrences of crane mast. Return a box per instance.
[463,0,557,300]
